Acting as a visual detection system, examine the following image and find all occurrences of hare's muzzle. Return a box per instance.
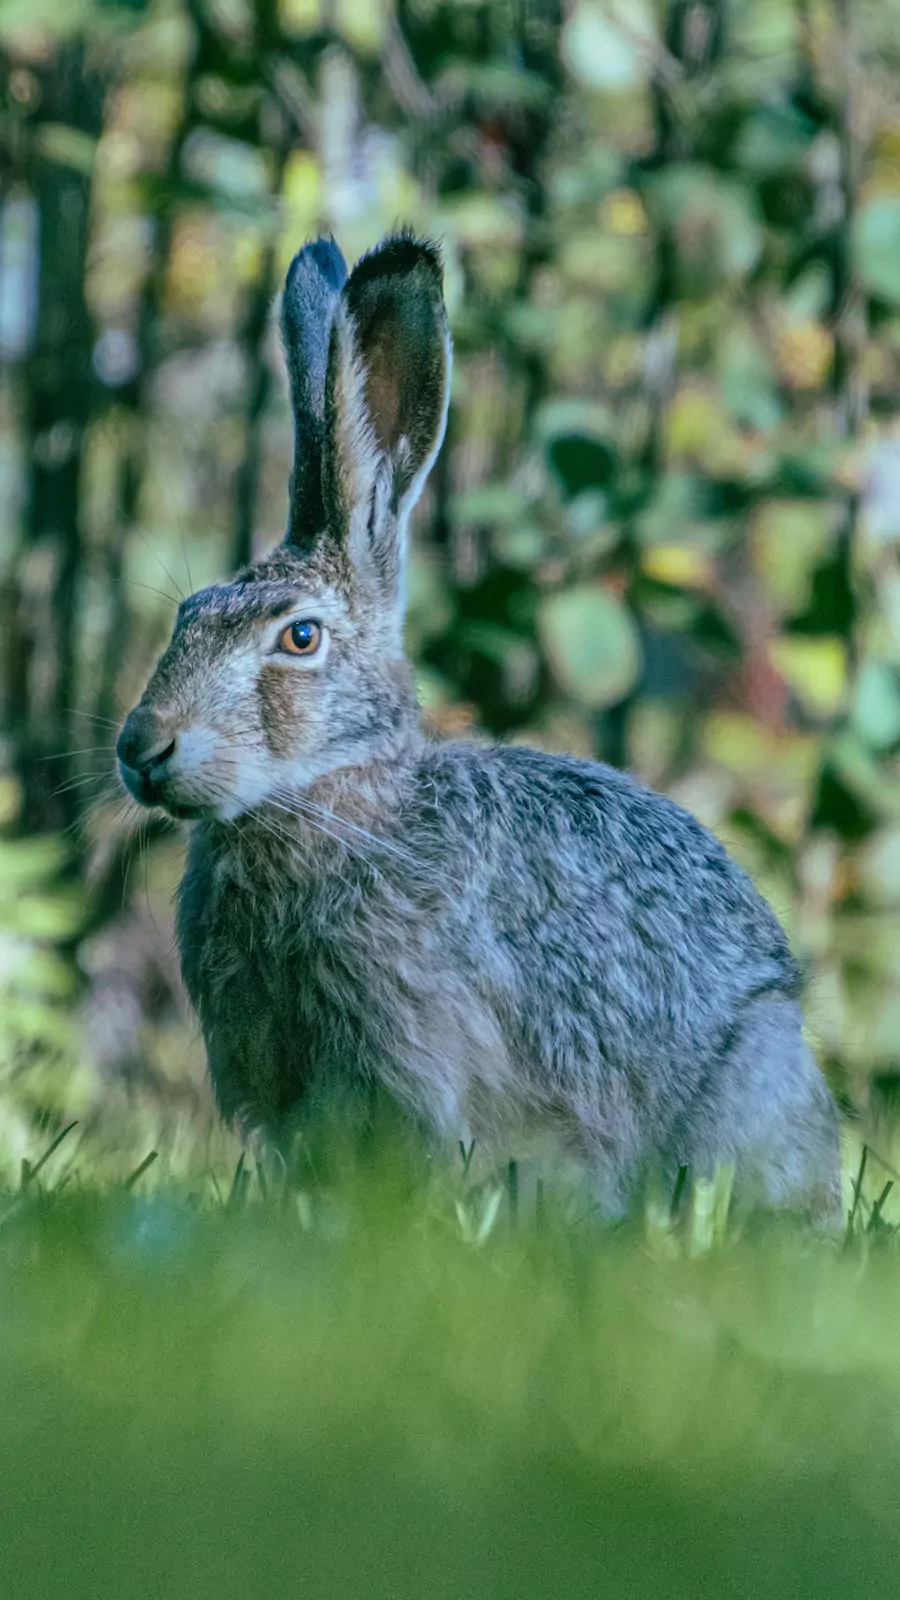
[117,707,185,813]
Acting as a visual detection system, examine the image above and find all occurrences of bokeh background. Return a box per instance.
[3,0,900,1177]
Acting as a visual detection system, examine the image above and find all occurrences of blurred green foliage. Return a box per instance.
[2,0,900,1155]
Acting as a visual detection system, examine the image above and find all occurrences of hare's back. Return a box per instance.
[414,742,800,1076]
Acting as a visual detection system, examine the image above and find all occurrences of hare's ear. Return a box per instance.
[281,237,348,550]
[322,233,451,594]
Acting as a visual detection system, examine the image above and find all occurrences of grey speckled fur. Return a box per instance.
[118,232,842,1224]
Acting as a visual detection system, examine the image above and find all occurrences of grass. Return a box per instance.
[2,1110,900,1599]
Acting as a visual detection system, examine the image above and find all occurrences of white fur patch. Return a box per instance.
[177,724,223,780]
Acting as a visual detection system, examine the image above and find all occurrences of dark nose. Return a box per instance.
[117,706,176,774]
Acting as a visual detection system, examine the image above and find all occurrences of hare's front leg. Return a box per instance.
[198,992,292,1139]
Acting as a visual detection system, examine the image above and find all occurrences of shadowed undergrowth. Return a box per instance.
[2,1123,900,1599]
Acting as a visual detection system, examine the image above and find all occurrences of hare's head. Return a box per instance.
[117,233,451,819]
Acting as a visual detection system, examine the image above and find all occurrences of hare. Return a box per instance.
[117,232,842,1224]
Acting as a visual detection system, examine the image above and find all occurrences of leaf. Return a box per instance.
[438,194,523,250]
[492,523,547,569]
[563,492,618,560]
[181,130,271,200]
[547,435,617,499]
[537,584,642,708]
[334,0,388,52]
[281,0,332,38]
[0,836,69,895]
[0,995,73,1050]
[535,398,615,445]
[0,946,78,1000]
[750,500,839,615]
[856,828,900,907]
[718,322,783,431]
[855,195,900,305]
[443,61,552,115]
[852,663,900,751]
[0,0,92,45]
[33,124,97,175]
[646,165,763,289]
[636,473,710,547]
[562,0,656,90]
[452,484,530,528]
[455,1186,503,1247]
[641,545,712,588]
[2,889,86,940]
[769,637,847,719]
[664,388,752,477]
[549,147,622,208]
[559,231,650,296]
[475,1185,503,1244]
[732,106,818,175]
[827,734,900,825]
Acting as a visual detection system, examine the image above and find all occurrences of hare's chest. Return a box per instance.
[193,866,364,1033]
[179,845,499,1136]
[178,849,448,1124]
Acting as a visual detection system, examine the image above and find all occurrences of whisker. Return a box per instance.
[269,787,418,868]
[180,531,194,594]
[132,527,186,603]
[265,793,369,853]
[110,575,181,608]
[251,799,359,874]
[38,746,115,761]
[65,709,124,731]
[52,772,118,797]
[72,792,128,840]
[61,781,126,840]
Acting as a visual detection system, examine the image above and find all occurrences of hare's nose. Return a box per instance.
[117,708,176,774]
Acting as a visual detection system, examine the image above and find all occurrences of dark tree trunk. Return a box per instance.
[5,41,103,830]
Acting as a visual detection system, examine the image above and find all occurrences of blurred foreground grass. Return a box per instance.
[5,811,900,1597]
[3,1125,900,1600]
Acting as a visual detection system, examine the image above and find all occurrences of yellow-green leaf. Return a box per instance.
[770,637,847,719]
[537,584,641,708]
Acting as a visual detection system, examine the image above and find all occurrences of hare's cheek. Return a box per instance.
[226,759,277,818]
[256,662,313,757]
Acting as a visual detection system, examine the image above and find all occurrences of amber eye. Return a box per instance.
[279,619,322,657]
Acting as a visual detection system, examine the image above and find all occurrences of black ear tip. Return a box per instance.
[285,237,348,299]
[387,226,443,277]
[351,230,444,292]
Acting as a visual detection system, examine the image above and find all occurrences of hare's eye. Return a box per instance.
[279,619,322,657]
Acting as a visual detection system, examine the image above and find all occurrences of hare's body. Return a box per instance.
[119,231,842,1224]
[178,732,839,1219]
